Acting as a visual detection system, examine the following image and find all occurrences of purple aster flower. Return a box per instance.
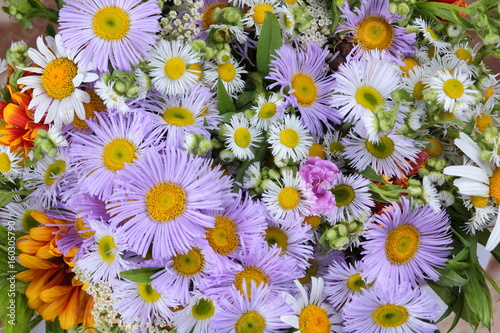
[361,197,452,287]
[107,148,232,260]
[337,0,416,65]
[266,43,341,136]
[58,0,161,71]
[299,157,339,215]
[343,281,439,333]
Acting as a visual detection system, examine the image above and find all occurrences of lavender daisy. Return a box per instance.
[58,0,161,71]
[324,260,369,311]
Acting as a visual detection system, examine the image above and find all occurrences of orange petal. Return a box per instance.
[15,269,40,282]
[38,293,71,322]
[40,285,74,303]
[30,211,52,225]
[29,226,58,242]
[25,268,58,308]
[3,103,31,128]
[17,238,47,255]
[27,269,66,309]
[83,296,96,331]
[19,254,59,269]
[36,244,60,259]
[59,288,80,330]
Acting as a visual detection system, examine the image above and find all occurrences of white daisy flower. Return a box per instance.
[249,93,285,131]
[242,0,281,36]
[450,42,476,67]
[281,277,343,333]
[0,146,24,182]
[262,169,314,220]
[243,161,262,190]
[95,78,129,113]
[324,260,369,311]
[425,69,477,113]
[401,65,428,109]
[479,73,500,111]
[268,115,313,163]
[17,35,98,128]
[423,53,473,79]
[204,58,247,98]
[462,194,497,235]
[412,18,451,51]
[148,39,201,96]
[224,114,263,160]
[171,293,218,333]
[0,197,44,231]
[422,176,440,212]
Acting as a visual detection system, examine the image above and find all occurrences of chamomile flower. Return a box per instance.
[422,176,440,212]
[268,115,313,163]
[0,146,23,182]
[450,42,476,67]
[281,277,343,333]
[267,43,341,136]
[342,281,439,333]
[94,78,129,113]
[462,194,497,235]
[224,114,263,160]
[242,0,281,36]
[243,161,263,190]
[324,260,369,311]
[70,111,158,200]
[149,39,201,96]
[58,0,161,71]
[326,173,374,223]
[413,18,451,51]
[262,169,314,220]
[249,93,285,131]
[342,131,419,178]
[337,0,416,64]
[401,65,428,109]
[479,73,500,111]
[204,58,247,98]
[171,293,218,333]
[425,69,477,112]
[17,35,98,128]
[361,197,452,287]
[108,148,232,260]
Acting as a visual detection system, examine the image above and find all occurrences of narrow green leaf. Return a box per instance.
[217,78,236,115]
[256,11,282,76]
[360,166,389,184]
[120,267,162,283]
[477,263,500,295]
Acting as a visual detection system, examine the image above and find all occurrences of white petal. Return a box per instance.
[453,178,489,196]
[455,133,493,176]
[443,166,489,184]
[485,209,500,251]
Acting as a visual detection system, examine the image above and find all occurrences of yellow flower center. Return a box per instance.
[329,141,345,155]
[164,57,187,80]
[372,304,409,328]
[443,78,465,99]
[400,58,418,74]
[98,235,116,263]
[206,215,239,255]
[284,0,298,4]
[298,258,318,284]
[291,73,317,106]
[264,227,288,252]
[202,2,228,30]
[0,153,11,173]
[44,160,66,186]
[137,282,161,303]
[188,63,204,81]
[172,247,204,276]
[93,6,130,41]
[192,298,216,320]
[234,127,252,148]
[331,184,355,207]
[279,128,300,148]
[42,58,77,100]
[298,304,330,333]
[355,15,394,50]
[385,224,420,265]
[145,182,187,222]
[163,106,195,127]
[413,81,426,100]
[102,138,137,172]
[278,187,301,210]
[483,86,494,104]
[365,136,395,159]
[425,28,439,41]
[74,217,95,239]
[455,48,472,65]
[235,311,266,333]
[424,136,443,158]
[258,102,277,119]
[253,4,274,25]
[470,195,489,208]
[308,143,326,159]
[346,273,366,292]
[234,266,269,296]
[355,86,384,111]
[218,62,237,82]
[489,168,500,205]
[475,113,492,133]
[74,90,106,130]
[303,215,322,229]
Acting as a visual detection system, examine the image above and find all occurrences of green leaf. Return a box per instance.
[477,264,500,295]
[46,318,65,333]
[437,268,469,287]
[1,288,36,333]
[360,166,389,184]
[217,78,236,115]
[234,90,255,110]
[7,0,31,13]
[256,11,282,76]
[119,267,162,283]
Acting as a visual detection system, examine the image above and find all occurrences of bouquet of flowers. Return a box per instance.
[1,0,500,332]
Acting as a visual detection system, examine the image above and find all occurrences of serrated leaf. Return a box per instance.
[119,267,162,283]
[217,78,236,115]
[256,12,282,76]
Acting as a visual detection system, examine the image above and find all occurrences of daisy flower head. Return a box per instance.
[70,111,158,200]
[224,113,263,160]
[480,73,500,111]
[342,131,420,179]
[342,281,439,333]
[268,114,313,164]
[211,282,293,333]
[424,68,477,113]
[324,260,368,311]
[281,277,343,333]
[412,17,451,52]
[171,292,218,333]
[361,197,452,287]
[17,35,99,128]
[0,197,44,231]
[267,43,341,136]
[241,0,281,36]
[149,39,201,96]
[0,146,23,182]
[461,194,497,236]
[337,0,416,64]
[108,148,232,260]
[262,169,315,220]
[249,93,285,131]
[243,161,263,190]
[143,83,220,149]
[204,58,247,98]
[94,77,129,113]
[58,0,161,71]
